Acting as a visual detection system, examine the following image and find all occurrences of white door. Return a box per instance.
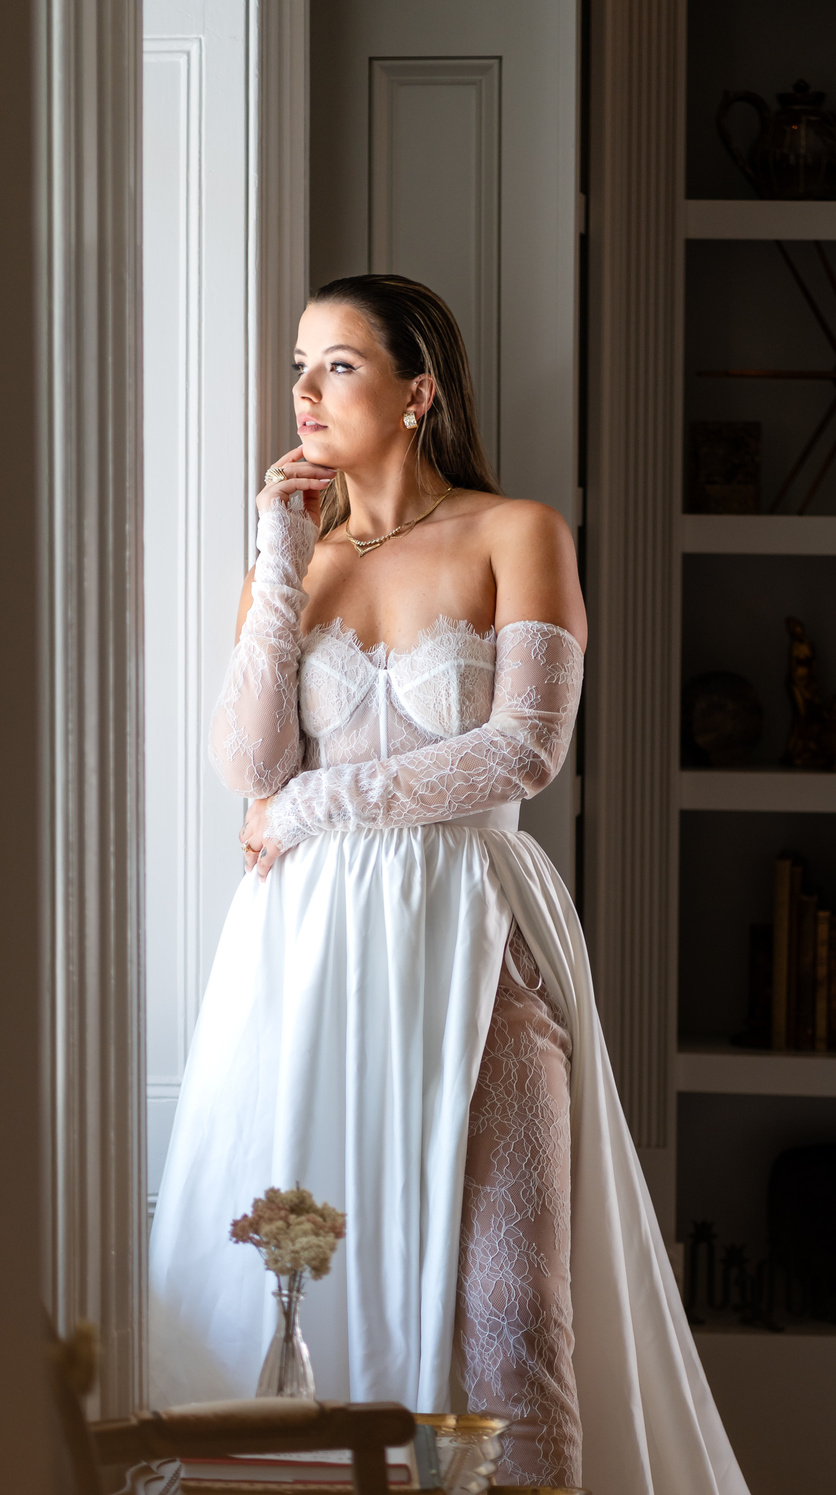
[143,0,255,1207]
[309,0,582,882]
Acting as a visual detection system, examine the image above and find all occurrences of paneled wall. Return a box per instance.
[368,57,501,462]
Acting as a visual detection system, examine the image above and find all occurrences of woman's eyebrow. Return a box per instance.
[294,344,367,358]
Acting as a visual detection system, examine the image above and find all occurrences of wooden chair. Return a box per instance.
[49,1318,415,1495]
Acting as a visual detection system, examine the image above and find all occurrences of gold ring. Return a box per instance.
[243,841,255,854]
[263,465,287,486]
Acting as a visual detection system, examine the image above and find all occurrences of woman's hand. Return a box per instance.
[257,444,336,526]
[240,798,283,880]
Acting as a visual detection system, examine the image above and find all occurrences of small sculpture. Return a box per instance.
[781,616,836,771]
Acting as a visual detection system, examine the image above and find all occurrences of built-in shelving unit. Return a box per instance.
[672,0,836,1392]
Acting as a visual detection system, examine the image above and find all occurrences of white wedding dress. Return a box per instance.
[149,496,750,1495]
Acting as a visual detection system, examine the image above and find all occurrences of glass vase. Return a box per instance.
[256,1270,316,1399]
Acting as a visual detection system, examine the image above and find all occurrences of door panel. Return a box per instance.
[143,0,252,1201]
[310,0,581,881]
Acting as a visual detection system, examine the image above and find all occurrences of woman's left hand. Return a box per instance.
[240,798,283,880]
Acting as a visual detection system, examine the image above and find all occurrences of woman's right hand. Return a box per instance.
[257,444,336,526]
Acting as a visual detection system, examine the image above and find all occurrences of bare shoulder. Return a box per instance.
[485,495,574,548]
[476,495,587,648]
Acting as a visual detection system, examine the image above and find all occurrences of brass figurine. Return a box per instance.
[781,616,836,770]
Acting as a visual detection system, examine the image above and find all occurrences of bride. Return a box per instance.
[149,274,749,1495]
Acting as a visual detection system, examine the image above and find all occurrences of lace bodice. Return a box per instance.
[298,615,498,768]
[209,498,584,854]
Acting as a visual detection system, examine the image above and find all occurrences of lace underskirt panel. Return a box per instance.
[455,924,582,1487]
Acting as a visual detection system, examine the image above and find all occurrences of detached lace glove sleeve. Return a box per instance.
[208,494,319,797]
[265,621,583,853]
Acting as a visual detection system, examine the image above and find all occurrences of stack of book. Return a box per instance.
[771,856,836,1052]
[179,1446,417,1494]
[740,857,836,1052]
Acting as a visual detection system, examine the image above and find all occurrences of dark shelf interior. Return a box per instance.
[684,241,836,519]
[679,810,836,1046]
[681,553,836,768]
[687,0,836,201]
[678,1092,836,1263]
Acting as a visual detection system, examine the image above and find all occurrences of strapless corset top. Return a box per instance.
[298,615,497,766]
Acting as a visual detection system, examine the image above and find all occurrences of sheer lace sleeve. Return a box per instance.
[264,621,583,852]
[208,494,319,797]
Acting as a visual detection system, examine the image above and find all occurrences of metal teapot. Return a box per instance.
[716,79,836,200]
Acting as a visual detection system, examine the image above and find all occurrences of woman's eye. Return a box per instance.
[331,362,356,374]
[291,361,305,374]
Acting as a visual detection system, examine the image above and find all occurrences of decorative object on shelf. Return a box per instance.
[697,236,836,514]
[688,421,760,513]
[716,80,836,201]
[684,1219,719,1324]
[781,615,836,771]
[684,1145,836,1333]
[681,671,763,767]
[230,1185,346,1399]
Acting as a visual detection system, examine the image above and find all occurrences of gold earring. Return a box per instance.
[403,412,418,429]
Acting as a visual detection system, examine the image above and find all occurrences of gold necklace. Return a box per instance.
[345,485,455,557]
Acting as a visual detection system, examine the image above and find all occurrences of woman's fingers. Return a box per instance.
[256,842,280,880]
[257,453,336,516]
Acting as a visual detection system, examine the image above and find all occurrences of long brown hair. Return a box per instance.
[306,274,501,536]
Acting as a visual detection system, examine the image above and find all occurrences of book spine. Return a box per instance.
[795,893,818,1051]
[786,864,803,1049]
[771,858,793,1050]
[829,920,836,1052]
[816,911,831,1054]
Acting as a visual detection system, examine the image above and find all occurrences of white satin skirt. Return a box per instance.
[149,817,750,1495]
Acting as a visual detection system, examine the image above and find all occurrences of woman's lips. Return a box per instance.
[297,419,327,432]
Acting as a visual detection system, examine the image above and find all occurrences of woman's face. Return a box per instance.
[293,301,427,471]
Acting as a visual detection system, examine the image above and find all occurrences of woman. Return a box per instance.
[150,275,749,1495]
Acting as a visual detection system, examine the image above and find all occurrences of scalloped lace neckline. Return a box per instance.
[301,613,497,667]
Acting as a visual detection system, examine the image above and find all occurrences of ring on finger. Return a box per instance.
[242,840,255,854]
[263,464,288,485]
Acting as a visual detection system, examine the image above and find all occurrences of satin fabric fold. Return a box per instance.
[149,825,513,1411]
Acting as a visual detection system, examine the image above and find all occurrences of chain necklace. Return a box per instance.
[345,485,455,557]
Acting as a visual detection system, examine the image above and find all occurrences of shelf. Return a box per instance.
[693,1321,836,1338]
[679,514,836,555]
[677,1045,836,1097]
[685,199,836,240]
[679,770,836,813]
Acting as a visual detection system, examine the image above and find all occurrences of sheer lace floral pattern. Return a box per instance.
[264,619,584,852]
[456,924,581,1487]
[208,495,318,797]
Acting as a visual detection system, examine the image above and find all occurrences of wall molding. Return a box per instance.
[249,0,310,520]
[369,57,500,464]
[142,34,205,1072]
[584,0,685,1169]
[40,0,146,1415]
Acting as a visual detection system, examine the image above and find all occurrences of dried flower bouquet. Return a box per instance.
[231,1186,346,1398]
